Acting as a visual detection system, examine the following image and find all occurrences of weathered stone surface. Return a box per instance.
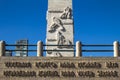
[0,57,120,80]
[46,0,74,57]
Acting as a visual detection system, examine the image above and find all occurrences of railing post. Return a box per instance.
[0,41,5,56]
[37,41,43,57]
[76,41,82,57]
[113,41,119,57]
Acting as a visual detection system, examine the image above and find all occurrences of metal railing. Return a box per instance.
[0,41,119,57]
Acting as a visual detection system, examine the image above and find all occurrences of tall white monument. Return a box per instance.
[46,0,74,57]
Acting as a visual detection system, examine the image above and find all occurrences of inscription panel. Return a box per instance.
[0,57,120,80]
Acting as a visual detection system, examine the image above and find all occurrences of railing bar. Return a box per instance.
[6,50,113,51]
[5,44,117,46]
[6,50,114,52]
[44,45,75,46]
[5,44,37,46]
[44,50,75,52]
[82,45,113,46]
[82,50,113,52]
[6,50,37,52]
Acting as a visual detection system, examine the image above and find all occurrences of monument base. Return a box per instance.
[0,57,120,80]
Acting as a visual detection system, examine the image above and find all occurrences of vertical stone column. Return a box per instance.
[113,41,119,57]
[46,0,74,57]
[37,41,43,57]
[76,41,82,57]
[0,41,5,56]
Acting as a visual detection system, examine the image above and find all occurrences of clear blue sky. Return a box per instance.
[0,0,120,57]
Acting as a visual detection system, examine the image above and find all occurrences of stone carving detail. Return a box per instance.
[47,39,57,42]
[53,49,63,57]
[57,31,65,46]
[61,7,72,19]
[46,0,74,57]
[48,10,63,13]
[48,17,65,33]
[63,22,73,25]
[56,31,72,48]
[47,48,63,57]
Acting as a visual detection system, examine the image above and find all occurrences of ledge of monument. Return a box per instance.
[0,57,119,60]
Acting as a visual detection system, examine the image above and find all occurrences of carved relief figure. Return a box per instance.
[57,31,65,46]
[48,17,65,33]
[57,31,72,48]
[61,7,72,19]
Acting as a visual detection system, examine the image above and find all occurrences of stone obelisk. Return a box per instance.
[46,0,74,57]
